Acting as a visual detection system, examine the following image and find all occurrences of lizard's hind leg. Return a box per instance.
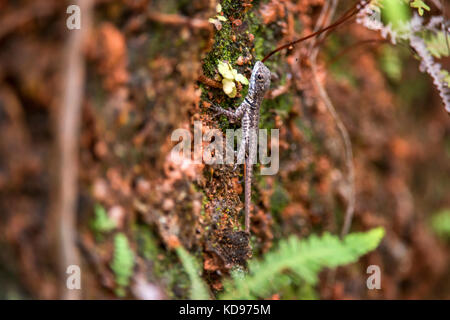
[234,115,249,171]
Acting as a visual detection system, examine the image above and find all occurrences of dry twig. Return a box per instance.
[309,1,356,238]
[51,0,93,300]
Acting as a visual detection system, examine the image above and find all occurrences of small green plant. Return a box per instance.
[383,0,431,17]
[380,46,403,81]
[430,209,450,238]
[426,32,450,59]
[208,3,228,30]
[408,0,430,16]
[441,70,450,86]
[176,246,210,300]
[177,227,384,300]
[91,204,116,234]
[382,0,410,27]
[217,61,249,98]
[111,233,135,297]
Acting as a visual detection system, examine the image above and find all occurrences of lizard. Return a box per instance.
[209,61,271,233]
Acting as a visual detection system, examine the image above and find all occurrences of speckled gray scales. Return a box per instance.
[211,61,271,232]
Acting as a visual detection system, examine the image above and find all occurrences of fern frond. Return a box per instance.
[425,31,450,59]
[176,247,210,300]
[91,204,116,234]
[410,34,450,113]
[431,209,450,238]
[357,5,450,114]
[220,227,385,300]
[111,233,135,297]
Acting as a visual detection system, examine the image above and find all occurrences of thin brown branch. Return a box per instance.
[309,1,356,238]
[262,0,367,62]
[310,60,355,237]
[307,0,330,53]
[52,0,93,300]
[327,38,388,66]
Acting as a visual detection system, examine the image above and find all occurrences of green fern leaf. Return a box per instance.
[410,0,430,16]
[441,70,450,86]
[431,209,450,238]
[176,247,210,300]
[221,227,385,299]
[111,233,135,297]
[91,204,116,233]
[426,32,450,59]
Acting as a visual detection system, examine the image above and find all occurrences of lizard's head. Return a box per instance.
[250,61,271,95]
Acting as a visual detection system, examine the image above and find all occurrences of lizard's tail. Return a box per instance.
[244,158,252,233]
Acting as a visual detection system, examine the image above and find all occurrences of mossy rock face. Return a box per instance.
[200,1,257,269]
[199,0,294,269]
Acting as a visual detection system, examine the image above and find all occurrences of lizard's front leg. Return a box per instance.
[209,100,246,123]
[209,100,249,170]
